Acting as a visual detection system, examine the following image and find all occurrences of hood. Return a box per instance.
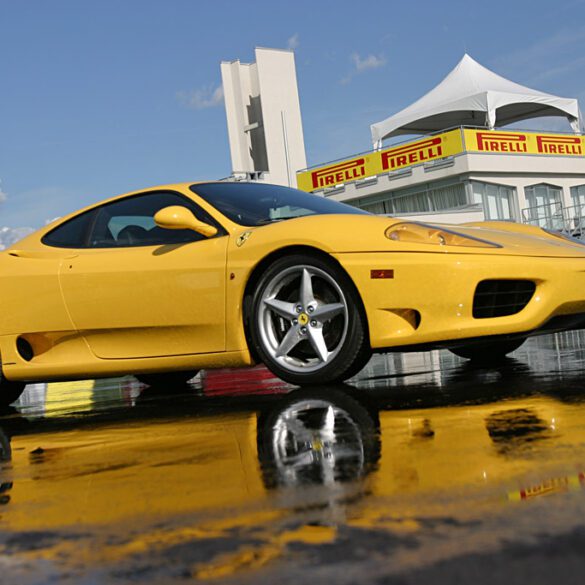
[245,215,585,259]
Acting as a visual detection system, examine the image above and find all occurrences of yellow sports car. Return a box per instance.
[2,181,585,405]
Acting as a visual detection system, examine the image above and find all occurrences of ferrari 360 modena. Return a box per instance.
[2,181,585,405]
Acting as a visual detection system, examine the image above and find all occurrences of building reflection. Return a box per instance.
[356,330,585,392]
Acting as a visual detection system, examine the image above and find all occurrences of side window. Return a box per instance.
[88,191,221,248]
[42,209,97,248]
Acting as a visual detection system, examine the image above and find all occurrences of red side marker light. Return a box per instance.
[371,269,394,279]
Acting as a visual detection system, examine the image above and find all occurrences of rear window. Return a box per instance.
[42,210,96,248]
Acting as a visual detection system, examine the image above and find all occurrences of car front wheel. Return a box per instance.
[250,254,369,386]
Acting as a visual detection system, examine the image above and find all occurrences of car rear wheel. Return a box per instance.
[0,366,25,408]
[135,370,198,387]
[250,254,369,385]
[450,338,526,362]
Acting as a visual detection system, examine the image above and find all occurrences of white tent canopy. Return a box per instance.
[370,54,582,147]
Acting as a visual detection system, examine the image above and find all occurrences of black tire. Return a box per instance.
[0,368,25,408]
[450,338,526,362]
[249,253,369,386]
[343,342,373,380]
[135,370,198,387]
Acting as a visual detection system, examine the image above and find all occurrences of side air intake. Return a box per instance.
[473,280,536,319]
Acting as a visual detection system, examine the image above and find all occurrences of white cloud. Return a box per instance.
[0,180,7,204]
[341,52,386,84]
[351,53,386,72]
[0,206,51,248]
[0,226,34,251]
[176,85,224,110]
[287,33,299,50]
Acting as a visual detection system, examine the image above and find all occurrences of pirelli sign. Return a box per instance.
[297,128,585,193]
[463,129,585,156]
[297,129,463,192]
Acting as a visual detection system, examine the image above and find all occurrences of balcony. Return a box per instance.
[521,202,585,237]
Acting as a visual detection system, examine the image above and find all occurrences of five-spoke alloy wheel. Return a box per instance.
[250,254,370,385]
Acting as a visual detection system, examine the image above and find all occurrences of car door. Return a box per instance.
[0,247,77,339]
[58,191,228,359]
[0,209,100,341]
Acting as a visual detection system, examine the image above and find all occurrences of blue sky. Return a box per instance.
[1,0,585,228]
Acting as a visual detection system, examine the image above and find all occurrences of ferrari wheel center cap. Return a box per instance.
[298,313,309,326]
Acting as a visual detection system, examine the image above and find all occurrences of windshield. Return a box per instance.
[190,182,369,227]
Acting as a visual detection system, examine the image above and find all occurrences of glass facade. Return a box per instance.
[524,183,564,228]
[360,200,386,214]
[471,181,515,221]
[568,185,585,235]
[525,183,563,208]
[570,184,585,207]
[350,180,585,233]
[354,182,467,215]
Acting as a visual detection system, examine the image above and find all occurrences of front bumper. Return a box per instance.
[333,252,585,350]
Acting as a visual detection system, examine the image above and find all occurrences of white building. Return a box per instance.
[297,126,585,231]
[295,55,585,232]
[221,47,306,187]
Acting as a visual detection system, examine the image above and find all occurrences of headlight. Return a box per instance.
[385,222,500,248]
[542,228,585,247]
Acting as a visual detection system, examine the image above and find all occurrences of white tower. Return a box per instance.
[221,47,307,187]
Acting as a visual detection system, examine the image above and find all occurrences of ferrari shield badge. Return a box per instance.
[236,231,252,247]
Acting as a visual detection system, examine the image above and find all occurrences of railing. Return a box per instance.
[521,202,585,238]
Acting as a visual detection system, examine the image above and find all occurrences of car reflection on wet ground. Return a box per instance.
[3,334,585,583]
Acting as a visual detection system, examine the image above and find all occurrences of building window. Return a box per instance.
[568,185,585,234]
[471,181,516,221]
[391,190,432,213]
[525,183,562,208]
[388,183,467,214]
[360,200,387,214]
[570,185,585,207]
[524,183,563,228]
[352,182,467,215]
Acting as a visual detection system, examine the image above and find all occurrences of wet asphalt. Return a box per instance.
[2,333,585,583]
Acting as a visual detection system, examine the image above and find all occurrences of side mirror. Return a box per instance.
[154,206,218,238]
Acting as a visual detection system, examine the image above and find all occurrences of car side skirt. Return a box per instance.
[0,333,254,382]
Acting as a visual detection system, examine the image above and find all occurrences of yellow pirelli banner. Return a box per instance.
[297,128,585,193]
[297,129,464,192]
[463,128,585,156]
